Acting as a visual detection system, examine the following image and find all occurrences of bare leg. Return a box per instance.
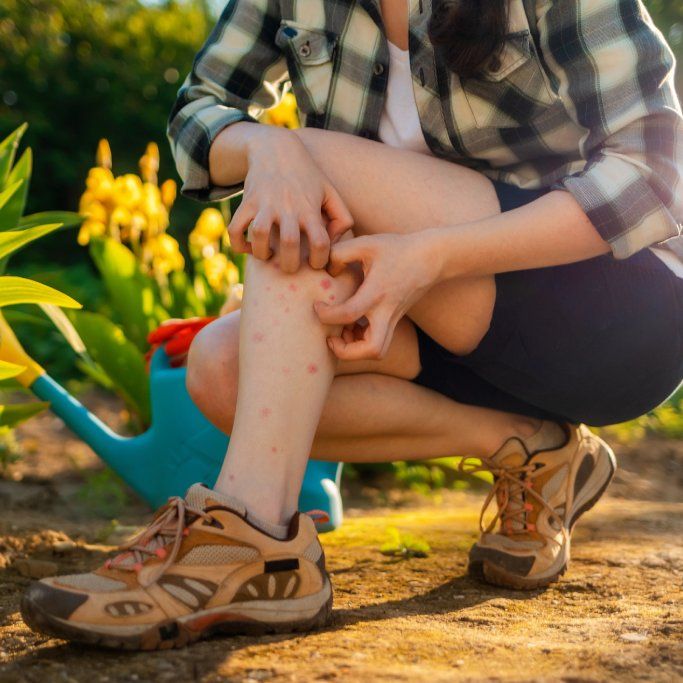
[188,311,540,464]
[292,128,499,354]
[192,132,551,525]
[212,250,358,525]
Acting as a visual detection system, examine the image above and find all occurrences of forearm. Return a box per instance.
[428,190,611,281]
[208,122,297,188]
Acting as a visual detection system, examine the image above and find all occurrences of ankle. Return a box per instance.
[512,417,544,441]
[213,477,292,528]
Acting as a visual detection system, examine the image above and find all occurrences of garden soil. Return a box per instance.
[0,395,681,682]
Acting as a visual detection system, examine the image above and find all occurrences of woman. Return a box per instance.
[22,0,682,650]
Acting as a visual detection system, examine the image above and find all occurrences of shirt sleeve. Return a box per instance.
[538,0,683,259]
[167,0,287,202]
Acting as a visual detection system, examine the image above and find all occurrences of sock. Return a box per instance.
[186,484,289,539]
[523,421,566,454]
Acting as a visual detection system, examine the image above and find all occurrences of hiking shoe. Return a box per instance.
[21,484,332,650]
[462,424,616,590]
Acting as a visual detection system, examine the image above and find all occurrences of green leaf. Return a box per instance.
[0,276,81,309]
[2,149,32,228]
[0,401,49,429]
[0,124,27,188]
[0,180,25,232]
[89,238,166,351]
[0,223,62,261]
[39,303,87,354]
[18,211,83,231]
[1,309,51,327]
[0,360,25,380]
[68,310,150,425]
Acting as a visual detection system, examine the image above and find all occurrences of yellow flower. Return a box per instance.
[80,198,108,224]
[77,219,107,246]
[193,208,226,241]
[160,179,177,210]
[139,142,160,184]
[96,139,112,169]
[261,92,300,129]
[110,206,132,229]
[202,253,239,291]
[147,233,185,274]
[113,174,144,210]
[85,167,115,204]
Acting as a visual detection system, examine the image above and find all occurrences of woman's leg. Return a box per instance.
[193,131,560,527]
[292,128,500,355]
[187,307,540,487]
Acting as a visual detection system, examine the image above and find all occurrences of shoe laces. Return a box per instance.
[105,497,216,587]
[457,457,567,545]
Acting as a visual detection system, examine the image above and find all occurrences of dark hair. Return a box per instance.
[428,0,509,78]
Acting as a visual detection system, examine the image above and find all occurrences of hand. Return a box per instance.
[227,128,353,273]
[314,233,438,360]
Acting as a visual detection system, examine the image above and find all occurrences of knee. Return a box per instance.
[247,251,358,304]
[186,318,239,423]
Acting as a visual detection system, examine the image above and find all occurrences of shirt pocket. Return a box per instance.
[459,30,558,129]
[275,21,338,117]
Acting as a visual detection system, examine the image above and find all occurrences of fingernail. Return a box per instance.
[327,338,334,350]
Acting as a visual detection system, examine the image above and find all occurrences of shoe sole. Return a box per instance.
[469,437,617,591]
[21,581,333,651]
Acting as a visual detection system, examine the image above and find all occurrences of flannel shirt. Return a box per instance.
[168,0,683,260]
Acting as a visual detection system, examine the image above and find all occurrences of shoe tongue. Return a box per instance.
[185,483,247,516]
[489,438,531,535]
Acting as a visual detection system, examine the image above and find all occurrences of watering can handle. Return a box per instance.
[0,312,45,388]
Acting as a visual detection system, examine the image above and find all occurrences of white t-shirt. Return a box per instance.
[377,42,683,277]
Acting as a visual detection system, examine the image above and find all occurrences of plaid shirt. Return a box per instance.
[168,0,683,260]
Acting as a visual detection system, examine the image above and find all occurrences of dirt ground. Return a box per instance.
[0,398,681,682]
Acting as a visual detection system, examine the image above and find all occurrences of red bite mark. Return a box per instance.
[320,278,332,290]
[329,294,336,301]
[282,366,291,375]
[260,407,272,418]
[271,446,278,454]
[252,331,264,343]
[288,283,298,292]
[307,363,319,374]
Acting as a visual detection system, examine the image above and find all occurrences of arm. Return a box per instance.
[538,0,683,258]
[425,189,610,282]
[167,0,287,200]
[167,1,353,271]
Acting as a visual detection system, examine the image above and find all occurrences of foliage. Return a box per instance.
[0,0,212,223]
[65,139,244,425]
[379,527,431,559]
[0,124,81,458]
[76,467,129,518]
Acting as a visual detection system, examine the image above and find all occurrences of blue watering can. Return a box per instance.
[0,313,343,531]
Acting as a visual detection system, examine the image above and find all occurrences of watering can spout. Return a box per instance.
[0,312,129,467]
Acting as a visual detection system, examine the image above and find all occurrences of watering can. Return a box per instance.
[0,313,343,531]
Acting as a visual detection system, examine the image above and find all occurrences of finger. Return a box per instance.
[227,205,254,254]
[249,211,274,261]
[341,326,355,344]
[302,215,330,270]
[327,310,390,361]
[314,284,380,326]
[278,214,301,273]
[322,184,354,243]
[327,239,366,277]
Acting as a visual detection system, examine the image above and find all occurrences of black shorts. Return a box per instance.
[412,181,683,426]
